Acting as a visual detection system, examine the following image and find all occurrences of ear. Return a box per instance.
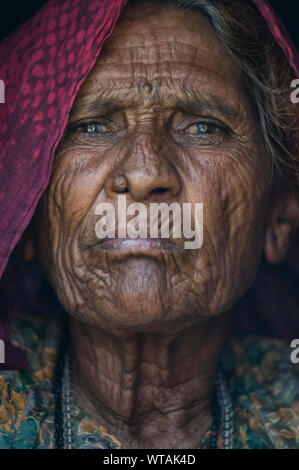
[264,194,299,264]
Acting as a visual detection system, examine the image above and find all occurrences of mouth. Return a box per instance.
[95,237,185,256]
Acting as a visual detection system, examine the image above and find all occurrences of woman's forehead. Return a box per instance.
[90,5,242,79]
[73,5,251,118]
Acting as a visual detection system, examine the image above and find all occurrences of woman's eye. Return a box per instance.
[76,122,109,134]
[186,122,223,136]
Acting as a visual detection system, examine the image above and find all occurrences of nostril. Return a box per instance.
[152,187,168,194]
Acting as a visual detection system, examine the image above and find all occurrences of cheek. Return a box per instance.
[187,147,271,293]
[48,152,109,231]
[37,154,105,280]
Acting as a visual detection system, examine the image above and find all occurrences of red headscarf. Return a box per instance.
[0,0,298,367]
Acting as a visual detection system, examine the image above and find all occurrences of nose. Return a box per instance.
[105,133,181,202]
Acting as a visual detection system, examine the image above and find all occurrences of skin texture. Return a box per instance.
[29,4,298,449]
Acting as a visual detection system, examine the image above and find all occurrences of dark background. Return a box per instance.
[0,0,298,46]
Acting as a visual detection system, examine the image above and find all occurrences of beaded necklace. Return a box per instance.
[54,343,233,449]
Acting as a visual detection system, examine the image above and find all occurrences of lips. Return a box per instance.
[96,237,184,255]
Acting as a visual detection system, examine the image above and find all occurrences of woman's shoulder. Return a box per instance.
[0,314,59,449]
[223,335,299,449]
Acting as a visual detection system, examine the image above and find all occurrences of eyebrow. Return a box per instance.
[70,87,242,121]
[69,97,121,119]
[174,93,241,120]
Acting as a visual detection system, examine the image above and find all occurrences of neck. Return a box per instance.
[68,313,231,449]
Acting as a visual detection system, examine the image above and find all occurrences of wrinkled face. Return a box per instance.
[35,6,273,332]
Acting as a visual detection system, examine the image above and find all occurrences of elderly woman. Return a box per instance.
[0,0,298,449]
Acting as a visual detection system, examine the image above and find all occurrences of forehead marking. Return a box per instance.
[138,79,161,102]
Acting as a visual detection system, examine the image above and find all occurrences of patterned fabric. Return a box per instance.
[0,315,298,449]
